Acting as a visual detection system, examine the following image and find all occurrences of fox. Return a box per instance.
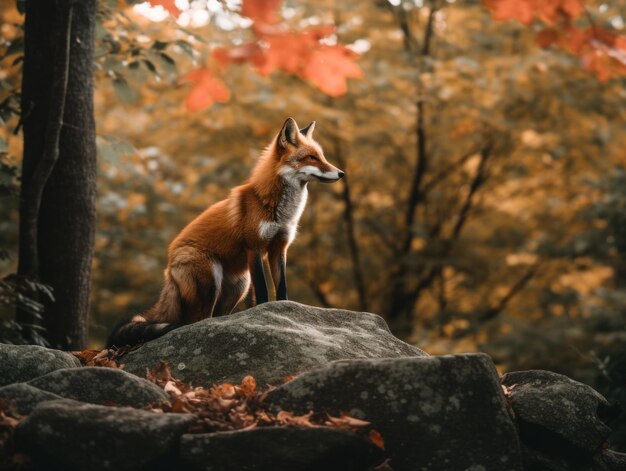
[107,117,344,347]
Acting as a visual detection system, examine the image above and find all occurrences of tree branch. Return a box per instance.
[333,134,368,312]
[387,3,440,323]
[479,264,539,323]
[407,142,493,307]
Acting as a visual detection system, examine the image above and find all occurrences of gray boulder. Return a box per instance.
[0,343,80,386]
[501,370,613,454]
[179,427,383,471]
[15,400,196,471]
[596,449,626,470]
[121,301,426,386]
[521,446,626,471]
[26,367,168,408]
[0,383,64,415]
[266,354,523,471]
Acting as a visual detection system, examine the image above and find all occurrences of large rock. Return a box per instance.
[26,367,168,408]
[267,354,523,471]
[121,301,426,386]
[501,370,613,454]
[0,343,80,386]
[179,427,383,471]
[15,400,196,471]
[0,383,64,415]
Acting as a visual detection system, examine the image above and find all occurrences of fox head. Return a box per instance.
[275,117,344,184]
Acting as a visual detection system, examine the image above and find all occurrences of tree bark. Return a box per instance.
[17,0,97,349]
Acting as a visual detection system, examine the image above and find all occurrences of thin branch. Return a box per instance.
[333,135,368,312]
[307,277,332,308]
[479,264,539,323]
[451,142,492,241]
[387,1,440,321]
[421,148,479,196]
[407,142,493,307]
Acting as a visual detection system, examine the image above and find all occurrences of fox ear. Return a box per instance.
[299,121,316,139]
[278,118,299,150]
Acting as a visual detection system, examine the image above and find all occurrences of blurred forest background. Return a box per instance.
[1,0,626,442]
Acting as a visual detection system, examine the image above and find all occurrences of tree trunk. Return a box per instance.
[17,0,97,349]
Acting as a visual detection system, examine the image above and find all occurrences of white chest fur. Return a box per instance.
[259,183,308,243]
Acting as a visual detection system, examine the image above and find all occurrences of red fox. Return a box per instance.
[107,118,344,347]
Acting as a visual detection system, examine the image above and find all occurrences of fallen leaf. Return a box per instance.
[369,429,385,450]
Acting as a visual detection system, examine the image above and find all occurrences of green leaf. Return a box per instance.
[152,40,168,51]
[158,52,177,74]
[112,78,138,104]
[142,59,157,74]
[175,40,195,58]
[177,28,207,43]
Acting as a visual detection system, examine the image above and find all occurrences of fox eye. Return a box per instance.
[306,155,318,161]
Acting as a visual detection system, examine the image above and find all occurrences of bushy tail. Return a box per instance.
[106,272,183,348]
[106,318,179,348]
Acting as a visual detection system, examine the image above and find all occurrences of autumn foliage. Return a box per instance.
[483,0,626,81]
[150,0,364,110]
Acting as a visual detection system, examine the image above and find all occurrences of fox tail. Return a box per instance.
[106,273,182,348]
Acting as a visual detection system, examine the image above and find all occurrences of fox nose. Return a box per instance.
[338,171,345,179]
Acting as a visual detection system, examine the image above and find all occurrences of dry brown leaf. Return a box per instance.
[369,429,385,450]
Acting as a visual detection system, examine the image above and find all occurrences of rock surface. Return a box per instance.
[267,353,523,471]
[501,370,613,454]
[0,344,80,387]
[3,303,625,470]
[0,383,64,415]
[121,301,426,386]
[15,400,196,471]
[179,427,383,471]
[26,367,168,408]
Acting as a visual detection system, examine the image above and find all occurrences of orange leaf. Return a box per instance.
[182,68,230,112]
[482,0,537,25]
[213,43,266,68]
[582,51,613,82]
[535,28,559,48]
[237,375,257,397]
[148,0,180,19]
[255,32,316,75]
[369,429,385,450]
[559,0,584,20]
[241,0,282,25]
[301,46,363,97]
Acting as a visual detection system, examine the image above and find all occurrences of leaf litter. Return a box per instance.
[145,360,385,449]
[2,351,387,467]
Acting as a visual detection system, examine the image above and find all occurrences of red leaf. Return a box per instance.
[369,429,385,450]
[563,25,589,53]
[254,32,316,75]
[241,0,282,25]
[482,0,537,25]
[182,69,230,112]
[213,43,266,68]
[148,0,181,19]
[581,50,613,82]
[301,46,363,97]
[535,28,559,48]
[559,0,584,20]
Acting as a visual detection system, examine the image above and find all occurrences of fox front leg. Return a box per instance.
[250,251,268,305]
[268,239,288,301]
